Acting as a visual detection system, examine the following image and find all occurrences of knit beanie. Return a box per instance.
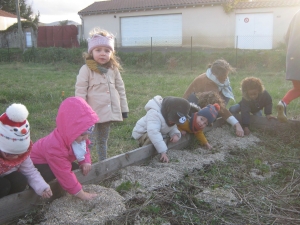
[88,34,114,53]
[189,103,220,132]
[198,103,220,125]
[161,97,191,126]
[0,103,30,154]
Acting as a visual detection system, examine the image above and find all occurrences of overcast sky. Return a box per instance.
[30,0,96,24]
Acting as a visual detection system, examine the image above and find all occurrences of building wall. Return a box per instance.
[235,7,300,47]
[0,16,18,30]
[0,27,36,48]
[81,5,300,49]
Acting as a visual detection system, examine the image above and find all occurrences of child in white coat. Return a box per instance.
[132,96,191,163]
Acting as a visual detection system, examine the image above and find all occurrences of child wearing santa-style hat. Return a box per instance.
[31,97,99,201]
[177,103,220,149]
[0,103,52,199]
[132,95,191,163]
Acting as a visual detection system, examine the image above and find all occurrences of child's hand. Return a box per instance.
[205,143,212,150]
[80,163,92,176]
[41,188,53,198]
[76,189,97,200]
[180,130,187,135]
[160,153,169,163]
[169,134,180,143]
[243,127,251,136]
[266,114,276,120]
[234,122,244,137]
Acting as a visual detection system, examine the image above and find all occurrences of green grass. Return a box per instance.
[3,60,300,224]
[0,62,299,162]
[102,127,300,224]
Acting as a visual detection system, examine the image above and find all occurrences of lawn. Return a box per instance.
[0,62,299,162]
[1,61,300,224]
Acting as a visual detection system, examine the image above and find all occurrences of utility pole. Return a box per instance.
[15,0,24,51]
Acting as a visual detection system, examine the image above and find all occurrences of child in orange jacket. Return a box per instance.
[177,103,220,149]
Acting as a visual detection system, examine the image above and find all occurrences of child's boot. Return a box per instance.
[276,100,288,123]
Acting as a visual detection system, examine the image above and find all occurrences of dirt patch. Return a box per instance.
[41,185,125,225]
[17,125,264,224]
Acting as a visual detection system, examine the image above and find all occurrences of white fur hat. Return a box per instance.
[0,103,30,154]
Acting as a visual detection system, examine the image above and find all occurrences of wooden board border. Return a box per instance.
[1,116,299,223]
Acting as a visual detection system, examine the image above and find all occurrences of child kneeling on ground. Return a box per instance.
[229,77,276,135]
[31,97,99,200]
[177,103,220,150]
[0,103,52,199]
[132,96,191,163]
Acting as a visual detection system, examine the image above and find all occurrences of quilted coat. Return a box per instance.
[132,96,181,154]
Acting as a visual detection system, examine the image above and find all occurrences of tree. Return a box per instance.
[0,0,39,25]
[59,20,69,26]
[223,0,249,14]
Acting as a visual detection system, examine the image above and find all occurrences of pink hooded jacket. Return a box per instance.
[30,97,99,195]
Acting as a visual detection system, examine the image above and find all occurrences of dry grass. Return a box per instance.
[15,125,300,225]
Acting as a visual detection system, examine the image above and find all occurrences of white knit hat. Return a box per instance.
[0,103,30,154]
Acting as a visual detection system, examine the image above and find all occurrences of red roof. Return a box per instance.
[0,9,17,18]
[78,0,228,15]
[78,0,300,15]
[236,0,300,9]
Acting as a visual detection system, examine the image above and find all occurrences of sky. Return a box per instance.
[30,0,97,24]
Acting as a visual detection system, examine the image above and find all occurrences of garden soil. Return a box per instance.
[39,126,261,225]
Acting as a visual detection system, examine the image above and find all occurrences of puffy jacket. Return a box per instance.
[132,95,181,154]
[30,97,99,195]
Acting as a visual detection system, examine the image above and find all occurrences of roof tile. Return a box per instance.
[79,0,300,15]
[0,9,17,18]
[236,0,300,9]
[79,0,227,15]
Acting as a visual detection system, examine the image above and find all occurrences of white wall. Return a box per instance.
[0,16,18,30]
[235,7,300,47]
[81,5,300,49]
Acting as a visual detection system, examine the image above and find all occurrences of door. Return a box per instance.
[121,14,182,47]
[235,13,273,49]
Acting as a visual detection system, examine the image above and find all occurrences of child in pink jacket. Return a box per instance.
[31,97,99,200]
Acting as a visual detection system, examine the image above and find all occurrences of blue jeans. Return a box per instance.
[229,104,262,116]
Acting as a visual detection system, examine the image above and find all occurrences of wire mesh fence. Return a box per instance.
[0,35,286,70]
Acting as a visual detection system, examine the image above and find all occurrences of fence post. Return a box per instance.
[7,40,10,62]
[151,37,152,69]
[235,35,238,67]
[190,36,192,70]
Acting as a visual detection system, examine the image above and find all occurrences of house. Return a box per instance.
[78,0,300,50]
[0,9,35,48]
[0,9,19,30]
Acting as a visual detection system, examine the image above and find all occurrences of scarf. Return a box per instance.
[0,141,32,175]
[189,113,203,133]
[86,59,108,74]
[206,68,235,101]
[72,140,87,162]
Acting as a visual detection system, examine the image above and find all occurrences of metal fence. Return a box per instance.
[0,35,286,70]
